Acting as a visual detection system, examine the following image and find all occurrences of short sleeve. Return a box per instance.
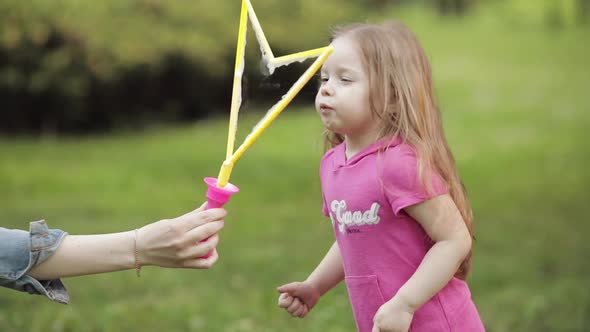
[382,145,447,215]
[322,192,329,217]
[0,220,70,304]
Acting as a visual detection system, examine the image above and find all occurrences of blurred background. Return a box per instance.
[1,0,589,331]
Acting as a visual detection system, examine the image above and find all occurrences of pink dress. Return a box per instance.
[320,137,485,332]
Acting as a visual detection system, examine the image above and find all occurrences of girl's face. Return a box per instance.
[315,36,374,137]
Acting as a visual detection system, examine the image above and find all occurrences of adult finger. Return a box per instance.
[179,234,220,259]
[183,249,219,269]
[182,220,225,245]
[175,202,208,220]
[177,208,227,231]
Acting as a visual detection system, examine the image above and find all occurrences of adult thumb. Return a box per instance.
[195,201,208,212]
[176,202,208,221]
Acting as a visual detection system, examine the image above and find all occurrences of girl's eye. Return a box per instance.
[320,77,329,83]
[341,77,352,83]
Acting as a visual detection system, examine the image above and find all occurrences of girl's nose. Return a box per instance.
[320,81,333,96]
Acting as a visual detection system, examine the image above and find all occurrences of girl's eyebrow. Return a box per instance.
[336,65,359,72]
[321,65,360,75]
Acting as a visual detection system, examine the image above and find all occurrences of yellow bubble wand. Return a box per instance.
[203,0,333,209]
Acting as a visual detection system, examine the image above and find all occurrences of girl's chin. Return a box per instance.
[323,124,345,134]
[322,122,336,131]
[320,117,345,132]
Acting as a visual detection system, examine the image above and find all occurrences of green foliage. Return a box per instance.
[0,0,361,78]
[483,0,584,28]
[1,0,588,134]
[0,0,364,134]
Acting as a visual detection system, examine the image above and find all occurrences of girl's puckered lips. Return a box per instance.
[319,103,334,114]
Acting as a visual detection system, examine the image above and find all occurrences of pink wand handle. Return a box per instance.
[199,177,239,258]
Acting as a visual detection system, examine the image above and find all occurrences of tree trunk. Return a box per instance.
[366,0,400,10]
[580,0,590,24]
[435,0,472,16]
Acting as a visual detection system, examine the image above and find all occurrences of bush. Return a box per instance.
[0,0,367,135]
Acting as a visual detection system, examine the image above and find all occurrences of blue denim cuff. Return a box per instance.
[0,220,69,304]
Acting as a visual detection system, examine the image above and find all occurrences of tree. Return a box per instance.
[580,0,590,24]
[434,0,474,16]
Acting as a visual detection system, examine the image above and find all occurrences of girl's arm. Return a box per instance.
[387,194,472,312]
[277,241,344,317]
[373,194,471,330]
[306,241,345,295]
[28,206,226,280]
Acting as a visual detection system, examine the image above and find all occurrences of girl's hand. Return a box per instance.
[277,281,321,318]
[137,203,226,269]
[372,297,415,332]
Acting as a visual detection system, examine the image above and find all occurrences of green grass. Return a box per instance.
[1,9,589,332]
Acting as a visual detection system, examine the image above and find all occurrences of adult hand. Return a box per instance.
[137,203,226,269]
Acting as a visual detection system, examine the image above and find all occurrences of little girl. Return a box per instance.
[277,21,485,332]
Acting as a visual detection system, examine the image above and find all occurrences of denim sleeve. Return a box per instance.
[0,220,70,304]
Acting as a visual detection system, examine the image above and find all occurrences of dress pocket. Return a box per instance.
[345,275,386,332]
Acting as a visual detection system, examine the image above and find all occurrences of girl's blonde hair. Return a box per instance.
[324,21,474,279]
